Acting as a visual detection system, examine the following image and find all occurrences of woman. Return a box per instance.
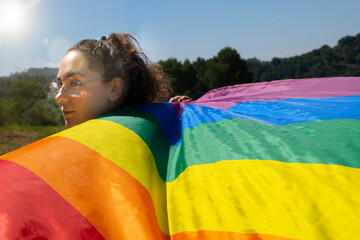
[50,33,180,128]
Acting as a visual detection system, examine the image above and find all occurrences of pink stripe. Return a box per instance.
[185,77,360,110]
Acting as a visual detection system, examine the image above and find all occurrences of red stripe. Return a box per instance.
[0,159,105,240]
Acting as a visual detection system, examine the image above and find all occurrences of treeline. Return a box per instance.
[0,69,63,126]
[0,33,359,126]
[159,47,254,99]
[159,33,360,97]
[247,33,360,82]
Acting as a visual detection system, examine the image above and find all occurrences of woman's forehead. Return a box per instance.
[61,51,89,71]
[58,51,96,79]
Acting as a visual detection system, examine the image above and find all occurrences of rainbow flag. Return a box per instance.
[1,77,359,240]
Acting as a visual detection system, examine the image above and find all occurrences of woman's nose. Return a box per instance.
[55,87,69,104]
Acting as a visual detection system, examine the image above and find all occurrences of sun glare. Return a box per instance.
[0,1,28,35]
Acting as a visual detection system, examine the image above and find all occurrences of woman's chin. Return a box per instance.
[65,121,74,128]
[65,117,92,128]
[65,119,80,128]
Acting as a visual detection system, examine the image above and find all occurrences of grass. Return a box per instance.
[0,125,66,155]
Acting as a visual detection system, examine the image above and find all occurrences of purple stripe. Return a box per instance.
[189,77,360,110]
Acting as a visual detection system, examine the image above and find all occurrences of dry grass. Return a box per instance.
[0,126,66,155]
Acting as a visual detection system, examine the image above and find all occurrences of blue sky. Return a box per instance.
[0,0,359,76]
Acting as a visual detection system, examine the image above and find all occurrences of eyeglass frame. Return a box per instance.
[49,77,109,98]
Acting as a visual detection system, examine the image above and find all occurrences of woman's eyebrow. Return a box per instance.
[57,71,86,80]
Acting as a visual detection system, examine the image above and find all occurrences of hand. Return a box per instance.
[169,95,193,103]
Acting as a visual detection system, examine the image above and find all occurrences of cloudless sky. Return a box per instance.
[0,0,359,76]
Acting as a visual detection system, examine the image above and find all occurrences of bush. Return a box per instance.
[24,99,64,126]
[5,79,64,126]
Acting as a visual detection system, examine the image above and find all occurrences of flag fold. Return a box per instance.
[1,77,359,240]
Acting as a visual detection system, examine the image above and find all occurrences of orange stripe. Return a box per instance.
[2,136,169,240]
[171,230,294,240]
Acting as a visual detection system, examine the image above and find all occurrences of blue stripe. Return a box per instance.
[136,95,360,146]
[181,95,360,130]
[136,103,182,146]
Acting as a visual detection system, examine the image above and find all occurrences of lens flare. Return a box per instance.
[0,1,28,35]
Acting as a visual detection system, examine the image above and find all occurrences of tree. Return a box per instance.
[6,79,48,125]
[192,57,210,98]
[181,59,198,96]
[0,77,12,98]
[159,58,183,94]
[24,99,63,126]
[248,33,360,81]
[0,99,6,126]
[159,48,254,98]
[212,47,253,88]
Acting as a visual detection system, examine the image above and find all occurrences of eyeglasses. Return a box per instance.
[49,78,105,98]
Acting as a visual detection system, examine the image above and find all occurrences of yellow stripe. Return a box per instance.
[167,160,360,239]
[54,119,168,234]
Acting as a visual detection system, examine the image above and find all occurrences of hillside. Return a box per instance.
[247,33,360,82]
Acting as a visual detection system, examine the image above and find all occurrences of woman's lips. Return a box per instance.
[62,111,74,117]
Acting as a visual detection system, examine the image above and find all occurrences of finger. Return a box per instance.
[170,96,182,102]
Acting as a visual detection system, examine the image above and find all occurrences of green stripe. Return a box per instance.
[167,118,360,182]
[99,107,170,181]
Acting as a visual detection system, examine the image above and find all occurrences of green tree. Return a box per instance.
[8,79,47,100]
[196,47,253,95]
[6,79,48,125]
[159,58,183,93]
[181,59,198,96]
[213,47,253,87]
[0,77,12,98]
[192,57,210,98]
[24,99,63,126]
[0,98,6,126]
[160,48,253,98]
[248,33,360,81]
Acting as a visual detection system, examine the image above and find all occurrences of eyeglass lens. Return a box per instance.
[50,79,79,98]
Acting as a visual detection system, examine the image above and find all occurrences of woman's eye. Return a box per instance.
[70,79,80,87]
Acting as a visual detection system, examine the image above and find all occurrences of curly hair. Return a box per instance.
[67,33,172,106]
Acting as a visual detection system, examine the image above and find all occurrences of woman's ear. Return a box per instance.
[108,77,125,102]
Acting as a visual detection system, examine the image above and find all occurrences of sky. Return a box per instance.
[0,0,359,76]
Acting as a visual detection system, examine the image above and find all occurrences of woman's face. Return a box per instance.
[55,51,114,128]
